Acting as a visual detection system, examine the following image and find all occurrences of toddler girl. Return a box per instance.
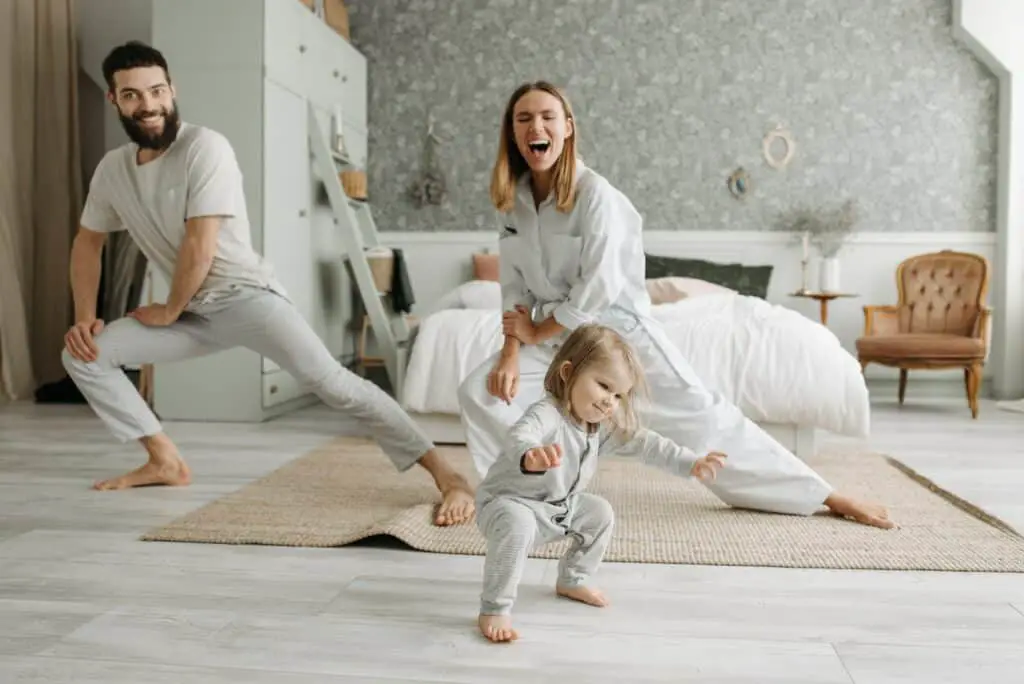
[474,323,726,643]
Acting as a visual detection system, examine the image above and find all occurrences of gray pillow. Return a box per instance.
[644,254,773,299]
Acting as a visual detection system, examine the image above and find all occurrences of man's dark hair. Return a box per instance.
[101,41,170,92]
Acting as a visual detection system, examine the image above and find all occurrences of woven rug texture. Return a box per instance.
[141,437,1024,572]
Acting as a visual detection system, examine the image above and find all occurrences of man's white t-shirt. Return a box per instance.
[80,121,284,300]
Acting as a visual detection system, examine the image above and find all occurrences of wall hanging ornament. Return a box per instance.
[762,124,795,170]
[727,167,750,199]
[409,113,448,207]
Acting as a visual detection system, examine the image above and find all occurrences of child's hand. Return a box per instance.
[690,451,727,481]
[523,443,563,472]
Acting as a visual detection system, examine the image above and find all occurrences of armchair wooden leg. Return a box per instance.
[898,368,908,405]
[858,359,868,374]
[966,363,982,419]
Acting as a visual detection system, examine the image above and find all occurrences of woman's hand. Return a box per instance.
[502,305,537,345]
[487,350,520,404]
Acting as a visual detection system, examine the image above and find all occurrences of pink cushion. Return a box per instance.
[473,253,499,282]
[646,277,736,304]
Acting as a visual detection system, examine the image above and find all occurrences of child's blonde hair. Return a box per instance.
[544,324,647,438]
[489,80,578,214]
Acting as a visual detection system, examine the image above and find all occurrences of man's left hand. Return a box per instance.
[129,304,179,327]
[502,305,537,345]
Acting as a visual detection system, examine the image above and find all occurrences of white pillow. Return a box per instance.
[646,276,736,305]
[430,280,501,312]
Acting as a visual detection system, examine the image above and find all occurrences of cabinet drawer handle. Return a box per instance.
[270,385,279,394]
[299,44,307,53]
[333,69,340,78]
[299,209,307,217]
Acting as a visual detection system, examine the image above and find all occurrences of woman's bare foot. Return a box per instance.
[825,493,897,529]
[556,584,609,607]
[435,483,475,526]
[478,614,518,643]
[93,433,191,491]
[419,450,476,526]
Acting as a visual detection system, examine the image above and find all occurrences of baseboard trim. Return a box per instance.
[379,230,998,248]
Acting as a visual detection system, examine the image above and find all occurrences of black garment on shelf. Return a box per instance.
[389,248,415,315]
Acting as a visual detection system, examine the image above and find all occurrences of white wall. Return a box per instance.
[377,230,998,385]
[954,0,1024,400]
[958,0,1024,66]
[76,0,152,152]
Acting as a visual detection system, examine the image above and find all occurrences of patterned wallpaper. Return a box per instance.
[343,0,998,233]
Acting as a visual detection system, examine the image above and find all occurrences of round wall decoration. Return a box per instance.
[762,125,795,170]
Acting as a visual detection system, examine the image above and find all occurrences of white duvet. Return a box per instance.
[401,282,869,437]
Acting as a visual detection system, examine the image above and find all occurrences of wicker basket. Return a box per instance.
[340,170,367,200]
[323,0,350,40]
[297,0,350,41]
[366,249,393,294]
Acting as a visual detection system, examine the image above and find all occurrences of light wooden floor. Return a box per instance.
[2,386,1024,682]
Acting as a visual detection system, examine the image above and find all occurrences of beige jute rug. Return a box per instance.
[141,436,1024,572]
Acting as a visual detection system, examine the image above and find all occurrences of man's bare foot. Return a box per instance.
[92,459,191,490]
[478,614,518,643]
[556,584,609,607]
[419,450,476,526]
[825,493,897,529]
[93,432,191,491]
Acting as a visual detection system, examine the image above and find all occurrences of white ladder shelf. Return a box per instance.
[307,103,410,397]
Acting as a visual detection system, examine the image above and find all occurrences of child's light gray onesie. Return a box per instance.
[476,395,699,615]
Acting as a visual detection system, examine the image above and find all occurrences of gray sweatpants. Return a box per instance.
[477,492,614,615]
[61,284,432,471]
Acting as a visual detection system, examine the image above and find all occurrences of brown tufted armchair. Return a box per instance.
[855,250,991,418]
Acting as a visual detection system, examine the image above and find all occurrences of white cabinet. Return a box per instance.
[305,21,368,130]
[262,0,366,130]
[260,78,314,380]
[140,0,367,422]
[263,0,310,89]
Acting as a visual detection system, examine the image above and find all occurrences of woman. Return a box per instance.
[457,81,894,529]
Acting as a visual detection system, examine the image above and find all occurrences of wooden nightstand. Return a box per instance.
[789,290,858,326]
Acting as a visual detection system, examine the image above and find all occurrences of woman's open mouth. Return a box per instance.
[526,139,551,162]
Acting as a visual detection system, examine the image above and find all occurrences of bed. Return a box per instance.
[398,277,871,462]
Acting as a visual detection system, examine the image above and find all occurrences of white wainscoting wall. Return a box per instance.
[380,230,998,384]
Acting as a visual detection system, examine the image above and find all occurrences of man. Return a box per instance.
[62,41,474,526]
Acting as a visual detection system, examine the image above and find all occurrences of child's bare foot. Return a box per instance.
[556,584,609,607]
[825,493,897,529]
[478,614,518,643]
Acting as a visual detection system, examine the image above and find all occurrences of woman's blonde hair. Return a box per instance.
[490,80,578,214]
[544,324,647,438]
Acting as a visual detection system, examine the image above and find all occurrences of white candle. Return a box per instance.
[801,231,809,261]
[332,106,343,143]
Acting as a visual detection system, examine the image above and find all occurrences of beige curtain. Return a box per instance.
[0,0,81,401]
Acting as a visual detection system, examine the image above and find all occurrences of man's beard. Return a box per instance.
[119,102,181,150]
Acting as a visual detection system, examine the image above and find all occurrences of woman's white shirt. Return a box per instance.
[497,161,651,332]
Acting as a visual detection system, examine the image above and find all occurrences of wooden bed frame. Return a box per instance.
[407,410,817,461]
